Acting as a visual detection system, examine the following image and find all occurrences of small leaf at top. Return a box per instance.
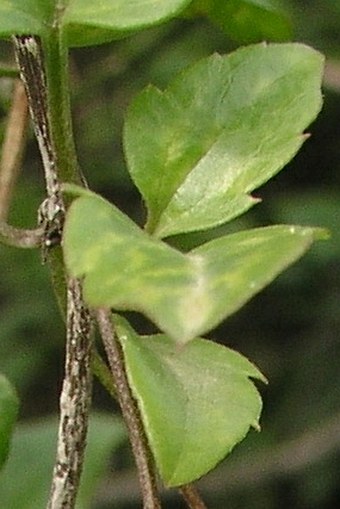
[62,0,193,47]
[62,187,326,344]
[0,0,192,48]
[124,43,324,238]
[0,374,19,470]
[115,315,266,486]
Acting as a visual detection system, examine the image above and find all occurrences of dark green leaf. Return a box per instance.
[0,374,19,470]
[115,316,265,486]
[62,187,326,344]
[187,0,292,43]
[124,43,324,238]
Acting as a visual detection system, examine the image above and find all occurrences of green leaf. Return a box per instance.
[63,0,193,47]
[115,316,266,486]
[0,1,192,48]
[0,1,53,38]
[0,414,126,509]
[187,0,292,43]
[62,188,326,344]
[124,43,324,238]
[0,374,19,470]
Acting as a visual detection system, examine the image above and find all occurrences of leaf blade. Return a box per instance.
[124,43,324,237]
[116,316,265,486]
[63,189,326,343]
[63,0,192,47]
[0,0,192,47]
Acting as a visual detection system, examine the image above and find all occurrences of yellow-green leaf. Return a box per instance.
[62,188,326,344]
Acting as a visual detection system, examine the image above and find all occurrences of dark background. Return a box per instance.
[1,1,340,507]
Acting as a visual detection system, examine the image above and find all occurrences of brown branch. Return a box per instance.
[179,484,208,509]
[0,78,33,250]
[96,308,161,509]
[13,35,65,240]
[47,278,93,509]
[324,59,340,92]
[0,79,28,221]
[0,222,44,248]
[13,35,94,509]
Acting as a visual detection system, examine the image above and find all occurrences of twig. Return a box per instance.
[0,222,44,248]
[324,59,340,92]
[13,35,94,509]
[13,36,60,197]
[13,35,64,243]
[47,278,93,508]
[0,78,38,250]
[179,484,208,509]
[96,308,161,509]
[0,79,28,221]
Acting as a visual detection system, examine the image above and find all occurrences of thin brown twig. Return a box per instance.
[13,35,65,245]
[0,222,44,248]
[179,484,208,509]
[0,78,44,250]
[47,277,93,509]
[13,35,94,509]
[0,79,28,222]
[96,308,161,509]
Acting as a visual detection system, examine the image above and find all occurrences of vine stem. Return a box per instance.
[96,308,162,509]
[13,35,65,245]
[0,222,44,248]
[47,278,93,508]
[13,34,94,509]
[179,484,208,509]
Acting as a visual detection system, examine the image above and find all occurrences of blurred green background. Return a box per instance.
[1,0,340,507]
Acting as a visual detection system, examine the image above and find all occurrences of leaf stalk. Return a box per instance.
[96,308,162,509]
